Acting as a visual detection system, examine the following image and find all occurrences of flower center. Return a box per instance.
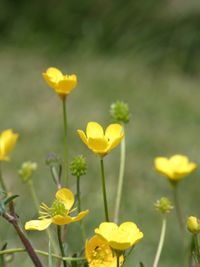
[39,200,68,219]
[50,200,68,216]
[91,245,110,264]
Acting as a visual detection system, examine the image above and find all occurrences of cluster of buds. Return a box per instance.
[154,197,173,214]
[70,155,87,177]
[110,101,131,124]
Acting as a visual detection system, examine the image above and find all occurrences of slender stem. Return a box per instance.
[0,163,7,192]
[3,212,44,267]
[27,179,58,254]
[172,184,184,234]
[152,217,167,267]
[28,180,40,208]
[62,98,68,186]
[117,255,120,267]
[76,176,86,241]
[57,226,67,267]
[194,234,200,265]
[48,240,53,267]
[0,248,85,262]
[114,130,126,223]
[100,158,109,222]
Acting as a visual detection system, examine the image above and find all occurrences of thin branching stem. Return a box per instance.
[62,98,68,186]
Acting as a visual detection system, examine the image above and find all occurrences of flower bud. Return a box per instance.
[18,161,37,182]
[110,101,131,124]
[187,216,200,234]
[70,155,87,177]
[154,197,173,214]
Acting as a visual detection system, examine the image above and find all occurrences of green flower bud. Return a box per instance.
[187,216,200,234]
[18,161,37,182]
[110,101,131,124]
[70,155,87,177]
[154,197,173,214]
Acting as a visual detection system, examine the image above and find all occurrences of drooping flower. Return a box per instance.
[95,222,143,251]
[25,188,89,231]
[187,216,200,234]
[43,67,77,99]
[85,235,124,267]
[77,122,124,157]
[0,129,19,161]
[154,155,196,181]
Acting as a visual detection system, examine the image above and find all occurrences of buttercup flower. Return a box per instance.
[187,216,200,234]
[77,122,124,157]
[95,222,143,251]
[43,67,77,99]
[25,188,89,231]
[85,235,124,267]
[154,155,196,181]
[0,129,19,161]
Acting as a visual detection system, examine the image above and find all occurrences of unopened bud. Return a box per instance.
[18,161,37,182]
[70,155,87,177]
[110,101,131,124]
[154,197,173,214]
[187,216,200,234]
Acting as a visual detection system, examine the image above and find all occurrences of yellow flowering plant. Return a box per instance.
[77,122,124,157]
[0,65,199,267]
[25,188,89,231]
[43,67,77,99]
[154,154,196,181]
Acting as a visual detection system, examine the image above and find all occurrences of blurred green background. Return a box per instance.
[0,0,200,266]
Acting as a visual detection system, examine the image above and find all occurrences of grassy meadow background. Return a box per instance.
[1,0,200,266]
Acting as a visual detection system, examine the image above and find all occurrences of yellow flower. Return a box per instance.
[85,235,124,267]
[77,122,124,157]
[95,222,143,251]
[187,216,200,234]
[43,67,77,99]
[25,188,89,231]
[0,129,19,161]
[154,155,196,181]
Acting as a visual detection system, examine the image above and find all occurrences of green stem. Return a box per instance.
[27,179,58,254]
[100,158,109,222]
[173,184,184,234]
[152,217,167,267]
[114,130,126,223]
[0,163,7,192]
[57,225,67,267]
[0,248,85,262]
[76,176,86,241]
[48,240,53,267]
[194,234,200,265]
[62,98,68,186]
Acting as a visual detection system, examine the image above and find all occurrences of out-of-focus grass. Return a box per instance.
[0,47,200,267]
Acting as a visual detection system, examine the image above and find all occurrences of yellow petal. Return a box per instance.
[52,210,89,225]
[56,188,74,210]
[154,157,173,178]
[25,219,52,231]
[77,130,88,146]
[95,222,118,242]
[86,122,104,139]
[87,137,109,155]
[105,124,123,142]
[56,74,77,94]
[0,129,19,161]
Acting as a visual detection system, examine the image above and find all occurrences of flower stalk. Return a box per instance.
[62,98,68,186]
[152,217,167,267]
[114,129,126,223]
[0,163,6,192]
[76,176,86,241]
[172,184,184,234]
[100,158,109,222]
[194,234,200,265]
[57,225,67,267]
